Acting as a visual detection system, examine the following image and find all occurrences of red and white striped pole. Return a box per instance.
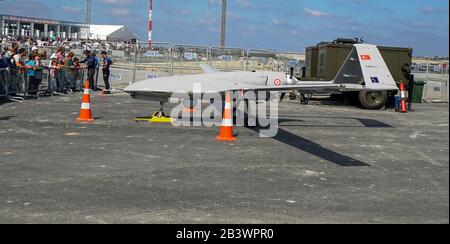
[148,0,153,49]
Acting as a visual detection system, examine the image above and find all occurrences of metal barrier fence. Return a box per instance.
[128,44,305,82]
[0,68,8,98]
[246,49,279,72]
[171,44,210,75]
[6,40,448,104]
[210,47,245,71]
[277,52,306,74]
[1,40,306,87]
[134,42,173,82]
[422,79,449,103]
[412,61,449,103]
[0,67,86,100]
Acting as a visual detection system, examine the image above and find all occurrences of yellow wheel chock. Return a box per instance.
[135,111,174,123]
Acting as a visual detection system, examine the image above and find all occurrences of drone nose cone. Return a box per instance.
[124,82,139,93]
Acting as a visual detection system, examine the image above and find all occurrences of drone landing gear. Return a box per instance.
[288,91,311,105]
[135,101,174,123]
[300,94,311,105]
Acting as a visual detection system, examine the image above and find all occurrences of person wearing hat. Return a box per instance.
[31,46,39,56]
[26,54,43,96]
[48,53,60,94]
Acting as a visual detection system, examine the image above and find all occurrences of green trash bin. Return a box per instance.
[412,80,426,103]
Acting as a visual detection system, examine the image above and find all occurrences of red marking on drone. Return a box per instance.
[360,55,372,61]
[274,79,282,86]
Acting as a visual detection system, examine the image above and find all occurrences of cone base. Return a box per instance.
[216,136,237,141]
[401,102,407,113]
[217,127,237,141]
[77,118,95,123]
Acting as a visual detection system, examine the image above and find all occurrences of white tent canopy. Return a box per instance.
[90,25,139,42]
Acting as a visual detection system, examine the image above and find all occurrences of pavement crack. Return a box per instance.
[417,151,442,167]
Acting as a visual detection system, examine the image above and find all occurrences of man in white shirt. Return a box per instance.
[10,48,28,95]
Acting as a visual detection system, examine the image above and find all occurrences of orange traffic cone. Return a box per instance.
[217,92,236,141]
[400,82,407,113]
[77,80,94,122]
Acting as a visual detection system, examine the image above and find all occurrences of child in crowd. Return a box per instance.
[73,57,82,89]
[48,54,60,94]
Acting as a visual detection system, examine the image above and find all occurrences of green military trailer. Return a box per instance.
[305,46,319,79]
[303,38,413,109]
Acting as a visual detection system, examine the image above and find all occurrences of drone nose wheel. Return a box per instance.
[301,94,311,105]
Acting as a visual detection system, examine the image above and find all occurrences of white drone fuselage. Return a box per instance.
[124,44,399,102]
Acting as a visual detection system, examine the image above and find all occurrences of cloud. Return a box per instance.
[170,8,191,16]
[234,0,251,8]
[0,0,51,17]
[0,0,447,56]
[109,8,132,17]
[421,6,449,14]
[272,19,283,25]
[61,6,82,15]
[99,0,132,4]
[304,8,329,17]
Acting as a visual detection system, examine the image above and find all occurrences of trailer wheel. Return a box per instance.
[358,91,388,110]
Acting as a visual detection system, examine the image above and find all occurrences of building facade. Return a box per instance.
[0,14,90,39]
[90,25,139,42]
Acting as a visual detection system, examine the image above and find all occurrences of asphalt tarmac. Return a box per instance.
[0,92,448,223]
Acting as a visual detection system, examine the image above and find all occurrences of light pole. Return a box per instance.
[148,0,153,49]
[220,0,227,48]
[86,0,92,25]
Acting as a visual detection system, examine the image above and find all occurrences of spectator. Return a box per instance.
[8,48,29,95]
[100,51,113,93]
[13,48,28,70]
[26,54,43,96]
[0,52,12,68]
[73,57,81,69]
[64,52,77,91]
[32,46,39,56]
[11,42,19,54]
[39,50,47,60]
[0,53,8,96]
[73,57,82,89]
[48,53,60,94]
[4,47,14,60]
[56,47,65,64]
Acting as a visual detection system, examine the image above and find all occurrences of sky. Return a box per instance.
[0,0,448,56]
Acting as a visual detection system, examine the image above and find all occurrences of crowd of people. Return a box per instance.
[0,39,114,98]
[1,35,136,53]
